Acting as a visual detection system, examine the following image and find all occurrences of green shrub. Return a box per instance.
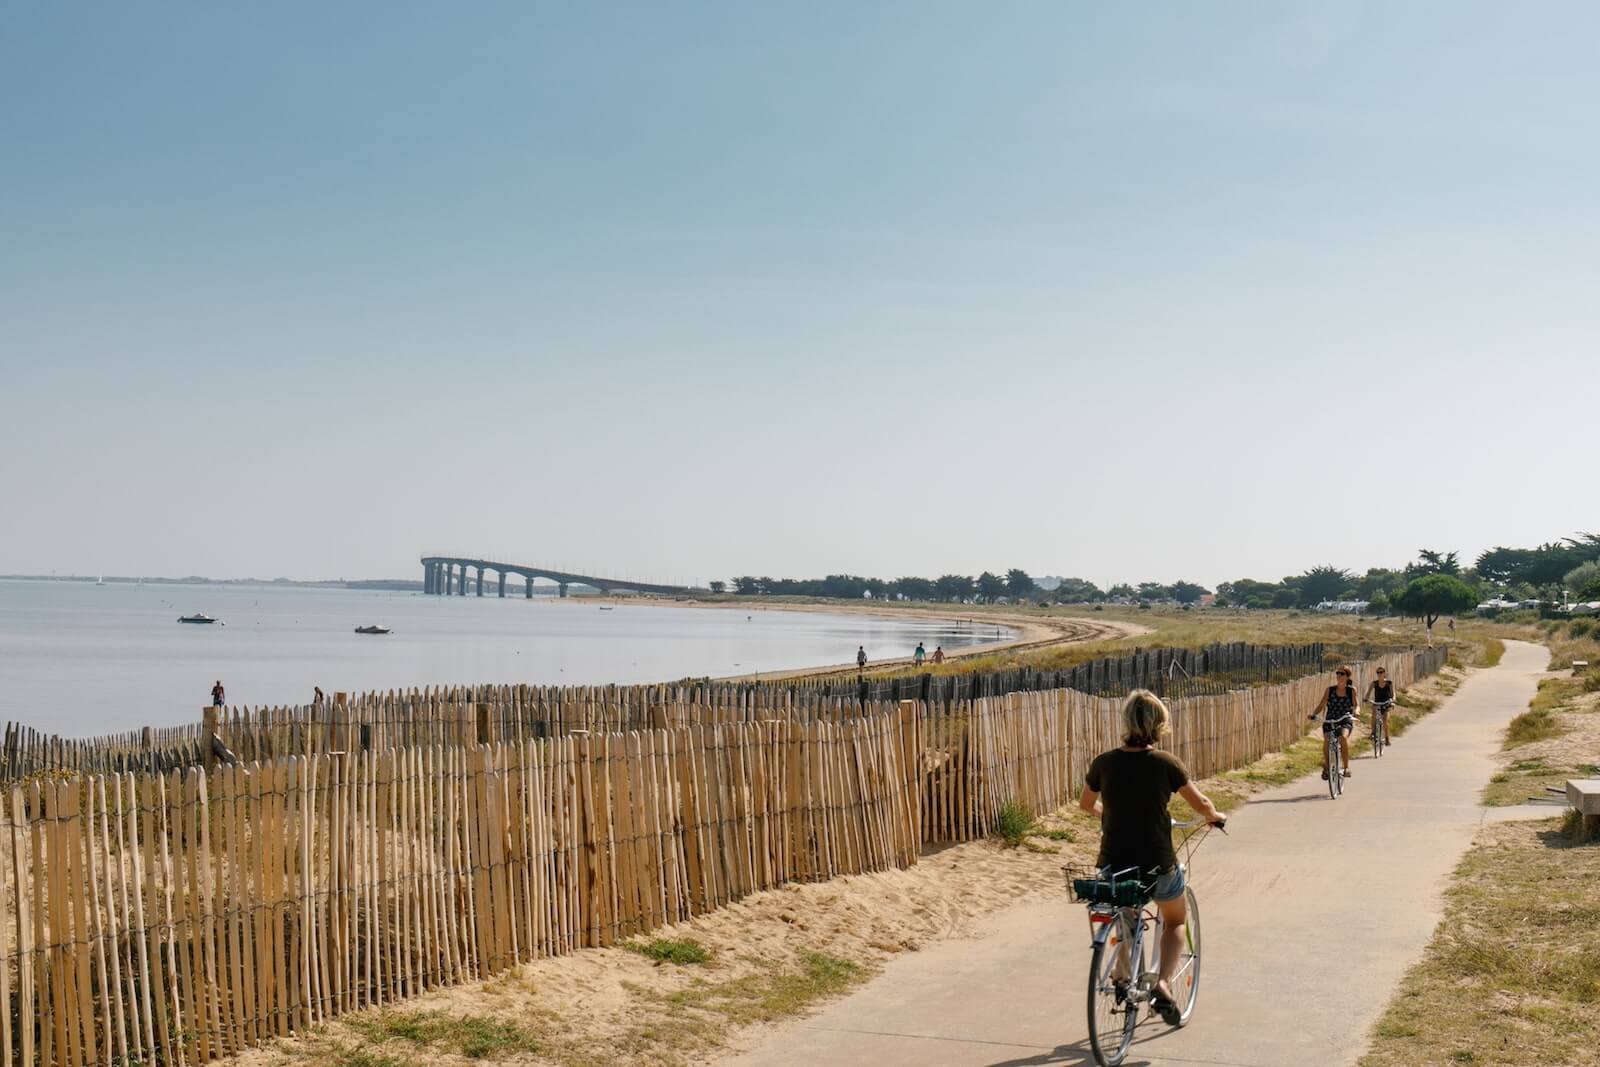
[1569,619,1594,638]
[994,800,1035,848]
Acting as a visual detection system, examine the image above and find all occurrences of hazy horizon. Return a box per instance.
[5,4,1598,591]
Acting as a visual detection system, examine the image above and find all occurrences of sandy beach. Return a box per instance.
[663,599,1150,681]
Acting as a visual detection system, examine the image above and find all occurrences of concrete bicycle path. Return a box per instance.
[725,640,1549,1067]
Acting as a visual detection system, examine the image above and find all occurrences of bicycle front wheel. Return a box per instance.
[1087,921,1138,1066]
[1373,714,1385,758]
[1170,887,1202,1025]
[1326,734,1338,799]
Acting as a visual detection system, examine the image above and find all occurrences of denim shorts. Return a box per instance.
[1149,866,1186,903]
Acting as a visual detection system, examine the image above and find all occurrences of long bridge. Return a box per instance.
[420,556,695,598]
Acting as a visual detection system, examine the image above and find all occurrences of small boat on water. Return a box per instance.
[354,625,392,635]
[178,614,216,624]
[598,606,614,611]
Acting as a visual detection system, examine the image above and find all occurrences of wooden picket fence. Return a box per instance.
[0,646,1444,1066]
[0,641,1359,783]
[0,712,919,1067]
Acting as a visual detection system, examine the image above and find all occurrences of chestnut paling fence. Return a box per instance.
[0,647,1443,1066]
[0,642,1346,782]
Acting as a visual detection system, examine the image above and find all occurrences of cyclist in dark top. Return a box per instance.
[1309,665,1360,779]
[1365,666,1397,746]
[1079,689,1226,1024]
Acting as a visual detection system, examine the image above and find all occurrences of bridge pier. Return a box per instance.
[421,557,694,600]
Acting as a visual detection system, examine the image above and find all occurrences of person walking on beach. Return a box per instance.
[856,646,868,671]
[931,645,945,665]
[914,642,927,667]
[210,680,225,708]
[313,686,324,707]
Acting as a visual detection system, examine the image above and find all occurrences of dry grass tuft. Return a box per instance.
[1361,819,1600,1067]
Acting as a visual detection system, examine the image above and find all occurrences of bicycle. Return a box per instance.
[1311,715,1355,798]
[1068,816,1223,1067]
[1368,699,1395,757]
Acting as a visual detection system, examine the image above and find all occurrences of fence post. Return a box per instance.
[476,703,490,745]
[201,708,216,772]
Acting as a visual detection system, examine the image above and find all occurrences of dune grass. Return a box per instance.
[628,937,713,965]
[1361,818,1600,1067]
[344,1010,543,1060]
[1504,677,1581,748]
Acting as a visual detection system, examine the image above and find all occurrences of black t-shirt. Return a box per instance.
[1085,747,1190,873]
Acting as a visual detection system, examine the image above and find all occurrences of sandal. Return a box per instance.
[1150,988,1181,1026]
[1342,769,1352,778]
[1321,769,1329,780]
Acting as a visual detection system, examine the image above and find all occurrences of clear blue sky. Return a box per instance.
[3,3,1597,589]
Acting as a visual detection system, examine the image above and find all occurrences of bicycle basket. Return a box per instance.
[1064,866,1150,906]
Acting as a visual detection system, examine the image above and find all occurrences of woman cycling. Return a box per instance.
[1079,689,1226,1025]
[1309,665,1360,779]
[1365,666,1396,746]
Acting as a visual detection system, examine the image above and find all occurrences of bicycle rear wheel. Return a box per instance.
[1169,887,1202,1025]
[1087,920,1139,1066]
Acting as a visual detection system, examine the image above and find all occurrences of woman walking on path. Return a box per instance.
[1079,689,1226,1024]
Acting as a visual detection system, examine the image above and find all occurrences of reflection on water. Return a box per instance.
[0,580,1013,736]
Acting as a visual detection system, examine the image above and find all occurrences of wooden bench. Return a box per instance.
[1567,779,1600,838]
[1572,660,1590,674]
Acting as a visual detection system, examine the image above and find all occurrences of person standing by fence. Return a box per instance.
[932,645,945,665]
[211,679,226,708]
[857,645,868,671]
[914,642,927,667]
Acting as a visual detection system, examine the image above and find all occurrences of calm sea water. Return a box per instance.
[0,580,1012,736]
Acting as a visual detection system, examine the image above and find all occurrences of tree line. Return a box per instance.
[712,533,1600,623]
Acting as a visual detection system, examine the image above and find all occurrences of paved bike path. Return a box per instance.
[725,641,1549,1067]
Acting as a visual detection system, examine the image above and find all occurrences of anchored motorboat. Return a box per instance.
[177,614,216,624]
[354,624,392,635]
